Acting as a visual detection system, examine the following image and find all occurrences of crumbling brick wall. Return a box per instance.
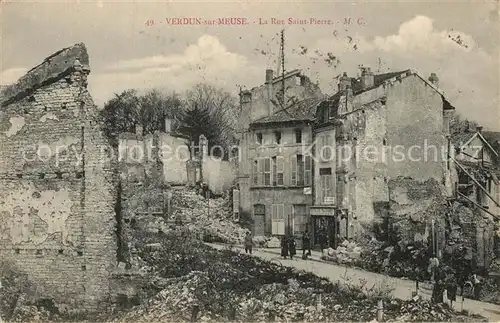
[0,43,119,313]
[388,177,448,248]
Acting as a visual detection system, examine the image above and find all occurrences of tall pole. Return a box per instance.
[281,29,285,108]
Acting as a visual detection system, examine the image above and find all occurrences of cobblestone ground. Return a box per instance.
[208,243,500,322]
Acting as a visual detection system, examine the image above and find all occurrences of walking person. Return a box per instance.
[281,235,289,259]
[302,230,311,259]
[244,231,253,254]
[288,235,296,260]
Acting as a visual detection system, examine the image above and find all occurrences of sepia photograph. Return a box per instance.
[0,0,499,322]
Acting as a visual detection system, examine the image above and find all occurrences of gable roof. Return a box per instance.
[251,97,323,126]
[457,131,499,157]
[350,70,411,94]
[317,69,455,120]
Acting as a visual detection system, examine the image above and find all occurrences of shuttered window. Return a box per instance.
[304,155,312,186]
[320,168,334,204]
[277,156,284,186]
[264,157,271,186]
[272,204,285,235]
[297,155,304,186]
[272,156,277,186]
[291,155,297,186]
[258,157,265,186]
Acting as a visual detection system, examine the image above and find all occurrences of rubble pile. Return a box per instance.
[170,188,249,244]
[111,230,486,322]
[114,272,219,322]
[321,240,363,264]
[383,298,485,322]
[252,236,281,248]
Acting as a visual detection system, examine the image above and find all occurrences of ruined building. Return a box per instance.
[235,69,325,241]
[452,125,500,268]
[311,68,456,247]
[0,44,120,312]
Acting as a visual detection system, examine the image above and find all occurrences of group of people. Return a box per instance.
[244,230,314,260]
[281,230,312,260]
[428,249,483,306]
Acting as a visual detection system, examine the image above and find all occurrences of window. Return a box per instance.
[272,157,277,186]
[231,146,239,159]
[291,155,297,186]
[321,134,332,161]
[293,205,307,234]
[256,133,263,145]
[263,157,271,186]
[291,154,311,186]
[304,155,312,186]
[319,106,329,123]
[272,204,285,235]
[254,204,265,215]
[295,75,302,86]
[320,168,334,204]
[252,160,259,185]
[297,155,305,186]
[277,156,284,186]
[295,129,302,143]
[274,131,282,144]
[258,157,265,185]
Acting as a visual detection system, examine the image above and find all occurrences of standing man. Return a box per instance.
[302,230,311,258]
[281,235,289,259]
[244,231,253,254]
[288,235,296,260]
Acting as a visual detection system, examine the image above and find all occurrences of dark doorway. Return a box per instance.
[253,204,266,236]
[313,216,338,250]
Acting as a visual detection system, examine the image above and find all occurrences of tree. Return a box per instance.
[178,84,238,159]
[100,89,182,146]
[449,113,479,136]
[100,89,141,146]
[139,89,182,133]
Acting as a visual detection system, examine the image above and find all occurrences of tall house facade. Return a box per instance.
[311,68,455,247]
[235,69,324,239]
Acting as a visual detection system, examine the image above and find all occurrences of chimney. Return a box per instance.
[135,124,143,136]
[429,73,439,87]
[360,67,374,89]
[238,90,252,131]
[165,117,172,134]
[476,126,483,133]
[338,72,351,92]
[265,69,274,84]
[239,90,252,105]
[265,69,274,117]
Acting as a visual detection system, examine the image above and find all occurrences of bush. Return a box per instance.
[0,263,38,321]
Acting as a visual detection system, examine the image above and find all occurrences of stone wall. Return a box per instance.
[0,43,119,313]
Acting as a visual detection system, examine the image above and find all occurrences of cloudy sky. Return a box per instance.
[1,0,499,130]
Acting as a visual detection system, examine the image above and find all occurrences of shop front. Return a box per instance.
[310,206,341,249]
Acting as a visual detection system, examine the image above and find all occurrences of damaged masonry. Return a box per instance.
[0,36,499,322]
